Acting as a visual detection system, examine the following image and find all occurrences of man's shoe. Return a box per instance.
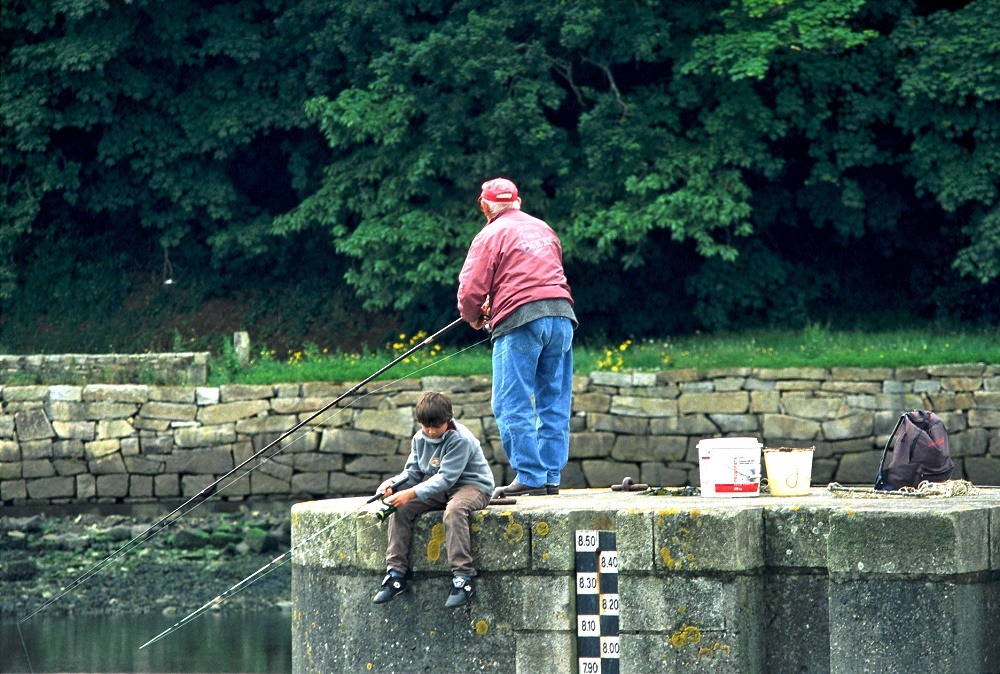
[372,573,408,604]
[545,484,559,495]
[492,479,546,499]
[445,576,475,608]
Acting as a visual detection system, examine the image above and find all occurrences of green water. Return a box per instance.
[1,612,291,673]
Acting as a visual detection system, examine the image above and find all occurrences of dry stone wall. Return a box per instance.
[0,352,209,386]
[1,364,999,506]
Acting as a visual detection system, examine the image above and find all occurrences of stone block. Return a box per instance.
[586,413,648,435]
[965,457,1000,485]
[610,395,677,417]
[292,453,344,472]
[196,400,270,425]
[573,393,611,414]
[660,369,700,384]
[51,421,95,441]
[678,391,749,414]
[0,439,19,462]
[194,387,221,406]
[174,425,237,448]
[590,372,633,387]
[96,419,135,440]
[181,474,215,497]
[828,506,988,574]
[26,476,75,499]
[352,408,414,438]
[926,363,985,377]
[21,439,52,460]
[780,396,844,420]
[133,416,171,432]
[149,387,196,403]
[654,507,763,572]
[328,472,380,495]
[516,632,575,674]
[139,402,196,421]
[22,459,55,478]
[581,460,639,487]
[1,478,28,500]
[762,415,821,441]
[951,428,989,456]
[219,384,273,402]
[713,377,746,392]
[970,409,1000,428]
[709,413,760,433]
[154,474,180,497]
[3,386,48,402]
[941,377,983,392]
[763,505,830,568]
[467,508,531,573]
[829,580,987,674]
[834,450,882,485]
[821,381,882,394]
[140,433,172,454]
[256,458,293,481]
[234,415,297,434]
[421,375,473,392]
[914,379,943,393]
[320,429,399,455]
[14,409,54,441]
[76,474,95,500]
[764,575,830,674]
[270,397,326,414]
[83,385,149,403]
[166,448,234,474]
[248,471,288,494]
[124,456,164,474]
[744,378,777,391]
[680,381,714,393]
[344,455,400,473]
[291,472,328,495]
[49,386,82,402]
[53,458,87,477]
[517,574,573,631]
[0,462,20,479]
[84,439,120,460]
[129,474,153,498]
[0,416,13,439]
[831,367,891,381]
[90,453,127,474]
[822,412,874,441]
[641,462,689,487]
[96,474,129,497]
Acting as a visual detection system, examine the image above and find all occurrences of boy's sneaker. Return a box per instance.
[444,576,475,609]
[372,572,408,604]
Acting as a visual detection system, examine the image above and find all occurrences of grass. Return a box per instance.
[208,325,1000,386]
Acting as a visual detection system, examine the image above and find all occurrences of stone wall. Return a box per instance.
[0,353,210,386]
[1,364,999,506]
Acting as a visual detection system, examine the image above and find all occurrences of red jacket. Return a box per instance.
[457,209,573,329]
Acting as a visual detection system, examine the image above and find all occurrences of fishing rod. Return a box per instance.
[17,316,469,625]
[140,481,408,650]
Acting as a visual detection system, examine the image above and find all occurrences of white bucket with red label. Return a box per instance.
[697,437,763,498]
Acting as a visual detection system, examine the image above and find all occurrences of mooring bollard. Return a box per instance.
[233,331,250,368]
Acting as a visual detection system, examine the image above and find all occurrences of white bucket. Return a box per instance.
[763,447,815,496]
[697,437,762,498]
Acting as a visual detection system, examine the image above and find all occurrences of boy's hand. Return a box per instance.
[377,479,394,497]
[385,488,417,507]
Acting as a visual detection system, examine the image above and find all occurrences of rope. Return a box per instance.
[827,479,980,498]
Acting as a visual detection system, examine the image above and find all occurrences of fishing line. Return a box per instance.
[16,622,34,674]
[140,500,394,649]
[17,318,485,627]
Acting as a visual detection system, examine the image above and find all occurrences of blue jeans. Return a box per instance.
[492,316,574,488]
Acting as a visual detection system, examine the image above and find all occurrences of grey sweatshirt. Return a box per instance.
[390,420,495,501]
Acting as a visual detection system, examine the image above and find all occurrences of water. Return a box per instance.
[1,612,291,673]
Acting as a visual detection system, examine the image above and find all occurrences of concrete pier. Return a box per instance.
[291,489,1000,674]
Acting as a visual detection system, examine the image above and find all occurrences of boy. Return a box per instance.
[372,391,494,608]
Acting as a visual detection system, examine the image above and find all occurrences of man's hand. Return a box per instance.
[472,296,491,330]
[385,488,417,507]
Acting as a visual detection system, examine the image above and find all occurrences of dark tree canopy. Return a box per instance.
[2,0,998,351]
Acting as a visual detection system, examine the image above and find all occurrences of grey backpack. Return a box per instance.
[874,410,953,491]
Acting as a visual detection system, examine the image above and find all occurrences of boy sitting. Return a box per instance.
[372,391,494,608]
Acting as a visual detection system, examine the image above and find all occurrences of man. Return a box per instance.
[457,177,577,498]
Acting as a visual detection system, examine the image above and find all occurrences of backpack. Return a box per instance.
[874,410,953,491]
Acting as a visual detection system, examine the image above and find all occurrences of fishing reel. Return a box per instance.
[375,500,396,522]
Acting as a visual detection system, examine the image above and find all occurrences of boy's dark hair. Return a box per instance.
[415,391,452,427]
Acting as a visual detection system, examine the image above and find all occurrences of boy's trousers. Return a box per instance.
[385,483,490,578]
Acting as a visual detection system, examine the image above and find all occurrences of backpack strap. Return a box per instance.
[874,413,906,491]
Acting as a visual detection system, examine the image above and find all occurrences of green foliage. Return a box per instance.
[2,0,998,350]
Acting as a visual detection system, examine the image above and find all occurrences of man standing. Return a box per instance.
[458,177,577,498]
